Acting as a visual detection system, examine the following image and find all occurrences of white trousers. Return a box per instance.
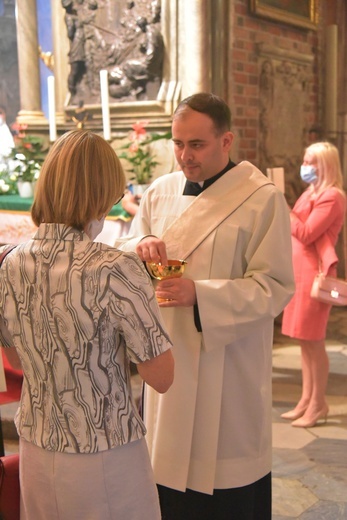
[20,437,161,520]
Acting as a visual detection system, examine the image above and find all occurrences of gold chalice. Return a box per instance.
[146,259,187,302]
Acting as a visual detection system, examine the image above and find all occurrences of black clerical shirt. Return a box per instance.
[183,160,236,196]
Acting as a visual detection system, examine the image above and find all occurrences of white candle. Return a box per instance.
[100,70,111,141]
[47,75,57,142]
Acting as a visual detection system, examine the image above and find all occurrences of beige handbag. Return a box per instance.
[310,273,347,306]
[310,216,347,306]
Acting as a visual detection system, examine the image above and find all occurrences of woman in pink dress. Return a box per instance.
[281,142,346,428]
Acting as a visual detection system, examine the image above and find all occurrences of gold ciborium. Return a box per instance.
[146,259,187,302]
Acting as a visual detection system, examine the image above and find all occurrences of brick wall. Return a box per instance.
[229,0,321,167]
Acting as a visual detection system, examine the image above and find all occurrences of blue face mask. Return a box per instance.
[300,165,318,184]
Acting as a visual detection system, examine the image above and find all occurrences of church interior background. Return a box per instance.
[0,0,346,261]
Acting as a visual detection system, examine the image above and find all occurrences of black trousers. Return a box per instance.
[157,472,272,520]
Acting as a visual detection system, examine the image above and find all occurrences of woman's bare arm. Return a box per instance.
[137,349,174,393]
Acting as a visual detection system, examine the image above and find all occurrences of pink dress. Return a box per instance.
[282,187,346,341]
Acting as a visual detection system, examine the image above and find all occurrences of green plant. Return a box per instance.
[0,124,47,193]
[118,121,171,185]
[7,135,46,182]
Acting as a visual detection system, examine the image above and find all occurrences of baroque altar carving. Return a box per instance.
[62,0,164,105]
[13,0,229,133]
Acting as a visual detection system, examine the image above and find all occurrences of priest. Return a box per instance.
[115,92,295,520]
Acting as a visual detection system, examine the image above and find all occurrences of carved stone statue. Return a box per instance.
[110,15,164,100]
[78,0,99,95]
[62,0,85,97]
[62,0,165,104]
[62,0,100,100]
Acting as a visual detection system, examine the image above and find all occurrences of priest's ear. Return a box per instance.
[222,131,234,152]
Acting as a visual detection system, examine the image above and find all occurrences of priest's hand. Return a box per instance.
[136,236,168,264]
[156,278,196,307]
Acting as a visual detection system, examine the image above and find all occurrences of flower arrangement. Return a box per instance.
[0,123,47,194]
[0,167,16,194]
[118,121,171,185]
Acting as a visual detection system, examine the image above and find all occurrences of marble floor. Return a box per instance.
[1,307,347,519]
[272,307,347,519]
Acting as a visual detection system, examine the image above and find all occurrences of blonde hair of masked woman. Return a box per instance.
[305,141,344,196]
[31,130,126,230]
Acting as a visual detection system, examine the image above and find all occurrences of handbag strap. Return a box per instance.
[0,245,17,267]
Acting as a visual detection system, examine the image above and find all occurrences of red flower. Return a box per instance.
[129,120,149,143]
[11,122,28,138]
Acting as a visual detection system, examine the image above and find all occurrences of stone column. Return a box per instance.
[15,0,45,124]
[210,0,229,99]
[179,0,212,98]
[51,0,70,123]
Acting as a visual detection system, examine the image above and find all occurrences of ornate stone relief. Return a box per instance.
[50,0,182,128]
[257,43,314,204]
[62,0,164,105]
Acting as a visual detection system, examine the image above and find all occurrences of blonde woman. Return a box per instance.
[0,130,174,520]
[282,142,346,427]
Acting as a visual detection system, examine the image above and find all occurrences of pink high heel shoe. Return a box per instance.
[291,405,329,428]
[281,406,308,421]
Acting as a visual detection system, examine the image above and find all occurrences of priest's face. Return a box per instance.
[171,108,233,183]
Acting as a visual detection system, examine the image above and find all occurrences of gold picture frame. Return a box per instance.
[250,0,318,30]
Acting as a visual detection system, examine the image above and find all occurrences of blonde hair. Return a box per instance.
[31,130,126,229]
[305,141,345,196]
